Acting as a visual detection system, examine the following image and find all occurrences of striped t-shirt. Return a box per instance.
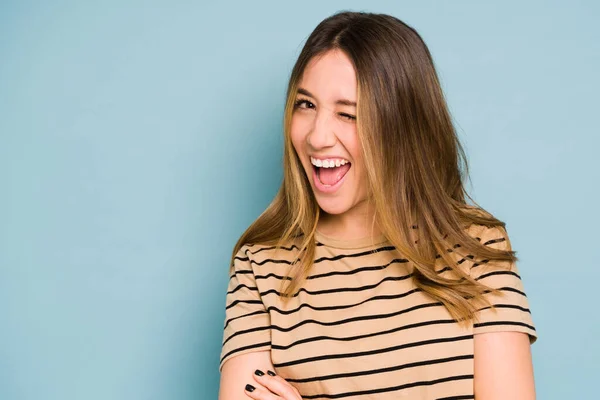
[220,224,537,399]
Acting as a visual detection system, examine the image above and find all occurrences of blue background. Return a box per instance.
[1,1,598,399]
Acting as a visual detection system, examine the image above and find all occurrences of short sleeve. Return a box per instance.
[470,225,538,344]
[219,245,272,371]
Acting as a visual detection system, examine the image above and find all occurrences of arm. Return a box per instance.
[218,244,274,399]
[218,351,274,400]
[469,225,538,399]
[474,331,536,399]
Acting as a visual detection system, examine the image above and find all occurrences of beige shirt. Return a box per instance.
[220,224,537,399]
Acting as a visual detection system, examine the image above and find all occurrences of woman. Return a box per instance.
[218,11,537,400]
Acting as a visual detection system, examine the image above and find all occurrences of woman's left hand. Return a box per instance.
[244,369,302,399]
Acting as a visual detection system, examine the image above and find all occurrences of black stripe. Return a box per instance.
[268,288,422,315]
[225,299,262,310]
[316,240,360,248]
[476,270,521,281]
[313,246,397,263]
[244,224,417,256]
[253,272,292,281]
[272,315,455,351]
[437,396,475,400]
[222,324,270,346]
[302,374,474,399]
[248,244,398,267]
[478,303,531,314]
[479,287,527,298]
[273,331,472,368]
[219,341,271,365]
[471,259,489,269]
[226,283,258,295]
[245,234,303,247]
[254,258,409,281]
[287,354,473,383]
[248,257,295,266]
[483,237,506,246]
[497,286,527,297]
[223,310,268,329]
[224,284,525,314]
[260,274,413,298]
[273,303,446,350]
[248,243,300,255]
[466,236,508,271]
[228,269,254,281]
[436,253,475,274]
[435,246,470,260]
[474,320,536,331]
[275,301,444,335]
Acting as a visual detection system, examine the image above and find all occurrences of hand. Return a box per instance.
[244,369,302,399]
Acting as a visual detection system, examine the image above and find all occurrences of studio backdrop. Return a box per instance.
[0,1,598,399]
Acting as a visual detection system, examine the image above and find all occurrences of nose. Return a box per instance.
[306,110,337,149]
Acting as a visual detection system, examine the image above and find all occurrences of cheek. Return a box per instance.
[337,126,361,163]
[290,115,310,150]
[340,131,366,185]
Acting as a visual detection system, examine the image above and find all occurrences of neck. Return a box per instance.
[317,201,381,241]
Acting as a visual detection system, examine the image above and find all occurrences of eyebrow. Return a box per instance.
[297,88,356,107]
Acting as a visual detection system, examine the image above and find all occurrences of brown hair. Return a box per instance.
[229,11,515,325]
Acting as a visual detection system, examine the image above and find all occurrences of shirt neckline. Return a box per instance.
[314,230,390,249]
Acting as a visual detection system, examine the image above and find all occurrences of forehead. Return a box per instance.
[299,49,357,102]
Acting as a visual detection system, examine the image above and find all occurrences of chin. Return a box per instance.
[316,199,353,216]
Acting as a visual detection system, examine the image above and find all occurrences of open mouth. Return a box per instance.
[312,162,351,192]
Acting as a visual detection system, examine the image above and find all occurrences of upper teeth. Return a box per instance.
[310,156,349,168]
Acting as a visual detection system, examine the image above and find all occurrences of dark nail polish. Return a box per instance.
[245,384,255,392]
[267,370,276,376]
[254,369,264,376]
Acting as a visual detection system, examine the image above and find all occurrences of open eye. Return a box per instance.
[294,99,315,109]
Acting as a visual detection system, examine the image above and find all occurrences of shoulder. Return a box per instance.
[464,223,512,250]
[458,205,512,248]
[233,238,302,271]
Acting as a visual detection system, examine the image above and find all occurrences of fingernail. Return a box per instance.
[245,384,255,392]
[254,369,264,376]
[267,370,276,376]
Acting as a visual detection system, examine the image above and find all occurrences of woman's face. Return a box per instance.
[290,49,369,217]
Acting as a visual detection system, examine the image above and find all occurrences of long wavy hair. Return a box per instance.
[229,11,515,325]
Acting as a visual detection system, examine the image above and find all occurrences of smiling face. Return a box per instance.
[290,49,370,218]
